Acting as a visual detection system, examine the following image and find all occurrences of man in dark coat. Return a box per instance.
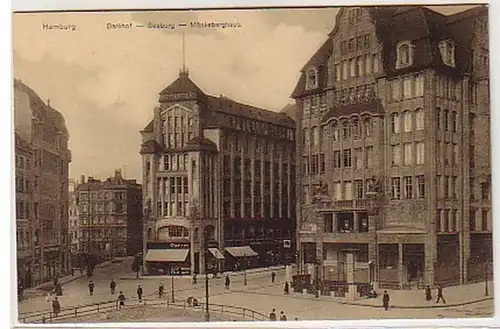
[279,311,287,321]
[284,281,289,295]
[382,290,390,310]
[110,279,116,295]
[52,296,61,316]
[88,281,95,296]
[117,291,126,309]
[436,285,446,304]
[269,308,277,321]
[158,282,164,298]
[271,271,276,283]
[225,275,230,289]
[425,285,432,301]
[137,285,143,302]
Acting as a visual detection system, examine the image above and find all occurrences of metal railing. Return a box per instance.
[19,297,269,324]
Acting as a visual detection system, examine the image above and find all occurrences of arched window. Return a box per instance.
[352,120,361,138]
[343,122,351,140]
[312,126,320,146]
[331,122,339,141]
[363,118,372,137]
[391,113,401,133]
[439,40,456,67]
[306,68,318,89]
[302,128,309,147]
[396,41,414,68]
[403,111,412,132]
[415,108,425,131]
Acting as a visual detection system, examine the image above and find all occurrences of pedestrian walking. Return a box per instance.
[279,311,287,321]
[271,271,276,283]
[284,281,289,295]
[425,285,432,301]
[269,308,277,321]
[52,296,61,317]
[158,282,164,298]
[192,273,197,284]
[88,281,95,296]
[117,291,126,309]
[137,285,143,302]
[382,290,390,311]
[436,285,446,304]
[110,279,116,295]
[225,275,230,289]
[71,267,74,276]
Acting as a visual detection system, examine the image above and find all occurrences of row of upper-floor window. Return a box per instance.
[303,147,375,175]
[158,177,189,196]
[435,109,459,132]
[224,135,294,159]
[339,33,371,56]
[220,114,294,141]
[223,200,290,219]
[15,155,29,170]
[436,209,460,233]
[435,142,460,166]
[158,225,190,238]
[469,208,491,232]
[79,216,127,226]
[163,132,195,149]
[389,176,426,199]
[161,153,188,171]
[333,53,381,82]
[224,156,291,177]
[79,228,127,238]
[157,200,189,217]
[165,115,194,132]
[79,191,127,200]
[303,118,374,147]
[389,74,425,101]
[470,180,490,200]
[390,142,425,166]
[80,202,126,213]
[390,109,425,133]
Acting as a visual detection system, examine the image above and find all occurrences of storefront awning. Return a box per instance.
[208,248,225,260]
[225,246,258,258]
[145,249,189,262]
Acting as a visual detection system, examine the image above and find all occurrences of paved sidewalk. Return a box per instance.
[341,281,494,309]
[119,265,286,280]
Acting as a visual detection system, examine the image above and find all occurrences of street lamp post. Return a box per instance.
[314,259,320,298]
[204,233,210,321]
[485,258,489,296]
[243,254,247,286]
[87,186,92,277]
[171,275,175,303]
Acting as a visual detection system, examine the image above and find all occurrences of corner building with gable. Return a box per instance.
[293,6,490,290]
[140,70,296,275]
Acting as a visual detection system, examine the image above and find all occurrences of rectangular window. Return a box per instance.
[469,208,476,231]
[415,74,424,96]
[403,176,413,199]
[343,149,352,168]
[436,209,442,232]
[416,175,425,198]
[350,58,356,77]
[319,154,325,174]
[357,57,364,76]
[436,175,442,198]
[482,209,489,231]
[334,182,342,200]
[403,112,412,132]
[444,176,450,198]
[416,110,424,130]
[335,64,341,81]
[391,113,401,133]
[452,144,459,165]
[391,177,401,199]
[365,54,372,75]
[354,148,363,169]
[392,145,401,166]
[443,209,450,232]
[452,176,458,198]
[451,210,457,232]
[342,61,348,80]
[344,181,353,200]
[366,146,374,168]
[481,182,490,200]
[355,180,364,199]
[436,108,441,129]
[403,76,413,99]
[444,110,449,131]
[403,143,413,165]
[310,155,318,175]
[333,151,341,168]
[416,142,425,164]
[391,80,401,101]
[373,54,380,73]
[436,142,441,163]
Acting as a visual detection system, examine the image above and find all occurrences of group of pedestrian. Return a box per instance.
[380,284,446,311]
[269,308,288,321]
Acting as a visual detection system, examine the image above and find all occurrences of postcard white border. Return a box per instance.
[5,0,498,328]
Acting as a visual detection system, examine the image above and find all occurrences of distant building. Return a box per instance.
[68,179,80,255]
[292,6,490,289]
[76,170,143,263]
[14,79,72,287]
[140,69,296,275]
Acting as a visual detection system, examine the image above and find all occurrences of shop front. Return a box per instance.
[145,241,191,275]
[224,245,259,271]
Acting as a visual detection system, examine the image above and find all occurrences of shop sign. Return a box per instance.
[166,242,190,249]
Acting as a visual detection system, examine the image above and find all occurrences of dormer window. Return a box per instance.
[306,68,318,90]
[396,41,415,69]
[439,40,456,67]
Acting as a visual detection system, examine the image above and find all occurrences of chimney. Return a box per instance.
[115,169,123,181]
[80,175,85,184]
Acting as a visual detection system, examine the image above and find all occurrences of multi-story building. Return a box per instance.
[76,170,143,263]
[292,5,490,290]
[68,179,80,255]
[140,69,296,275]
[14,79,72,286]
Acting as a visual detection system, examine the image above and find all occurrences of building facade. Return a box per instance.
[68,179,80,256]
[140,70,296,275]
[76,170,143,264]
[14,79,72,287]
[292,6,490,289]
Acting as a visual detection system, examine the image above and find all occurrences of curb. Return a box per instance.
[340,297,493,309]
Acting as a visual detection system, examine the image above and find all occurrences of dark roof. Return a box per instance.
[321,98,384,123]
[142,120,154,132]
[14,132,32,151]
[140,139,164,155]
[291,39,332,98]
[14,79,69,135]
[159,71,205,102]
[292,5,486,99]
[206,95,295,128]
[184,136,218,153]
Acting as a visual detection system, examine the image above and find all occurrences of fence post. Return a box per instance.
[252,310,254,319]
[75,307,77,316]
[242,309,245,319]
[97,304,100,312]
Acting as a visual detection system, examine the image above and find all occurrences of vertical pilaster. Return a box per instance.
[353,212,359,233]
[398,243,404,289]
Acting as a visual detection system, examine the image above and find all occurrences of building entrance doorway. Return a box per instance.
[404,244,424,288]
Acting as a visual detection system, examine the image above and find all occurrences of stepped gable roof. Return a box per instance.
[140,139,164,154]
[321,98,384,124]
[206,95,295,128]
[291,38,333,98]
[14,78,69,135]
[184,136,218,152]
[159,71,205,102]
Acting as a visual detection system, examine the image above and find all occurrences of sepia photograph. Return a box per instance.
[12,2,493,324]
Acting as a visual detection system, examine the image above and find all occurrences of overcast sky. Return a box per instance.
[13,5,479,183]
